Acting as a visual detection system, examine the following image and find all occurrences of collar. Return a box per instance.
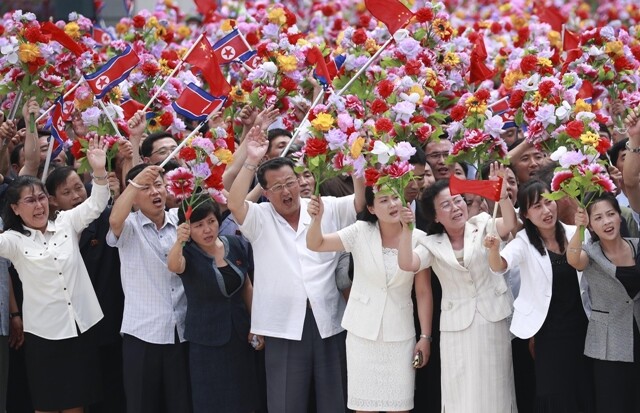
[137,210,175,230]
[23,221,56,240]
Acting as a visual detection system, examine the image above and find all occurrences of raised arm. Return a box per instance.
[109,165,163,238]
[227,126,268,225]
[0,117,16,176]
[397,206,423,272]
[566,208,589,271]
[167,223,190,274]
[19,98,40,177]
[491,162,518,238]
[306,195,345,252]
[126,110,146,167]
[623,107,640,212]
[483,233,508,272]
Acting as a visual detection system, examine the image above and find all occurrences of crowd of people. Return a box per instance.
[0,0,640,413]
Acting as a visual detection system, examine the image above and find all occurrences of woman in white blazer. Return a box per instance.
[398,165,518,413]
[485,180,594,412]
[306,187,432,413]
[567,192,640,413]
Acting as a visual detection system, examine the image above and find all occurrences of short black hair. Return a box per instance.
[267,128,292,142]
[177,195,222,225]
[598,123,611,139]
[256,157,295,188]
[421,179,451,234]
[45,165,76,196]
[608,137,628,166]
[409,144,426,166]
[125,163,164,184]
[10,143,24,166]
[140,132,175,158]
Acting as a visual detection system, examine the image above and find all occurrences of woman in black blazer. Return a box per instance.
[567,192,640,412]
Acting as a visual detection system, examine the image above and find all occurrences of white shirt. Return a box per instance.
[0,183,109,340]
[106,209,187,344]
[240,196,356,340]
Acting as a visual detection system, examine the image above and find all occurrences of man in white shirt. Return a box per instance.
[107,164,190,413]
[227,127,364,412]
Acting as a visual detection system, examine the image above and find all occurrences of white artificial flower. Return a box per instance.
[550,146,567,161]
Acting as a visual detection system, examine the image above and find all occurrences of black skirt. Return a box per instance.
[24,327,102,411]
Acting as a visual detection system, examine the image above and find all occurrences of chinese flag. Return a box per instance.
[536,3,566,32]
[41,21,84,56]
[577,80,593,101]
[184,36,231,97]
[364,0,414,35]
[469,35,495,84]
[450,175,503,202]
[563,28,580,52]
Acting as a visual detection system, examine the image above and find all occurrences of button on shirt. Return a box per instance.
[0,183,109,340]
[240,196,356,340]
[106,209,186,344]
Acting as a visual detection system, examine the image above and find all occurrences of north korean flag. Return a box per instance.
[84,45,140,99]
[92,25,114,47]
[326,54,346,80]
[236,50,261,70]
[213,29,251,64]
[45,96,68,159]
[171,83,226,122]
[121,98,155,121]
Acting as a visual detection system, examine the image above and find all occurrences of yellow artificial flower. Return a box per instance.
[221,20,235,32]
[365,38,379,54]
[18,43,40,63]
[465,95,487,114]
[531,91,543,106]
[214,148,233,164]
[74,94,94,111]
[267,8,287,25]
[350,136,365,159]
[538,57,553,68]
[356,2,366,12]
[230,85,248,103]
[157,59,174,76]
[605,41,624,58]
[148,116,164,133]
[503,69,526,90]
[115,22,129,35]
[409,85,425,101]
[574,99,592,113]
[155,26,167,39]
[580,131,599,147]
[109,87,123,103]
[510,15,527,30]
[277,54,298,72]
[443,51,460,66]
[296,38,309,47]
[424,68,438,89]
[311,113,334,132]
[146,16,159,29]
[64,22,81,40]
[176,25,191,39]
[547,31,561,49]
[499,3,512,13]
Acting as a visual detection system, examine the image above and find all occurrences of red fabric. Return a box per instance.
[184,36,231,97]
[536,3,566,32]
[469,35,495,84]
[306,46,332,84]
[563,28,580,52]
[121,98,145,120]
[561,48,583,75]
[449,175,503,202]
[194,0,216,15]
[577,80,593,101]
[364,0,414,35]
[41,21,84,56]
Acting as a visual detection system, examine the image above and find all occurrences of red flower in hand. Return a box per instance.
[304,138,329,157]
[364,167,381,186]
[565,121,584,139]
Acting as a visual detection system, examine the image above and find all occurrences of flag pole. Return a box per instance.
[237,29,253,54]
[142,33,205,112]
[159,104,223,168]
[36,79,84,123]
[41,137,56,183]
[280,91,324,157]
[335,36,393,97]
[8,90,24,121]
[97,100,125,138]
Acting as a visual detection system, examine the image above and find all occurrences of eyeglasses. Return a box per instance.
[438,196,466,212]
[151,146,178,157]
[18,193,48,207]
[426,151,449,161]
[266,180,299,193]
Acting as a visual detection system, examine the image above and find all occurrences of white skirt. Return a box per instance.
[346,332,416,411]
[440,312,517,413]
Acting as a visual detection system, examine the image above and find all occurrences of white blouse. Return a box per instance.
[0,182,109,340]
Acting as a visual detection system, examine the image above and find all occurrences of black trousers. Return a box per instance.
[122,333,191,413]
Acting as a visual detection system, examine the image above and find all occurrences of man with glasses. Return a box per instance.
[139,132,178,165]
[227,128,364,413]
[425,139,453,181]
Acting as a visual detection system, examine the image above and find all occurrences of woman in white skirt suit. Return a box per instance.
[307,186,433,412]
[398,166,518,413]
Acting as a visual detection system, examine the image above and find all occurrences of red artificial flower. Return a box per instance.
[70,139,85,160]
[415,8,434,23]
[245,31,260,46]
[359,14,371,27]
[24,23,48,43]
[514,27,530,48]
[490,22,502,34]
[141,61,160,77]
[450,105,468,121]
[332,151,345,169]
[565,121,584,139]
[284,8,297,26]
[375,118,393,134]
[377,80,395,99]
[520,55,538,73]
[345,96,365,118]
[631,45,640,62]
[416,124,435,142]
[550,170,574,192]
[321,5,335,16]
[304,138,329,157]
[384,161,411,178]
[474,89,490,102]
[159,111,174,127]
[364,167,381,186]
[352,28,367,45]
[204,169,224,190]
[370,99,389,115]
[280,76,298,93]
[0,25,5,36]
[132,15,146,29]
[614,56,635,72]
[332,18,344,31]
[593,175,616,192]
[538,80,555,98]
[595,137,612,154]
[405,60,422,76]
[287,33,304,44]
[509,90,525,108]
[241,80,253,92]
[163,30,174,43]
[411,115,426,123]
[463,129,487,147]
[165,167,195,200]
